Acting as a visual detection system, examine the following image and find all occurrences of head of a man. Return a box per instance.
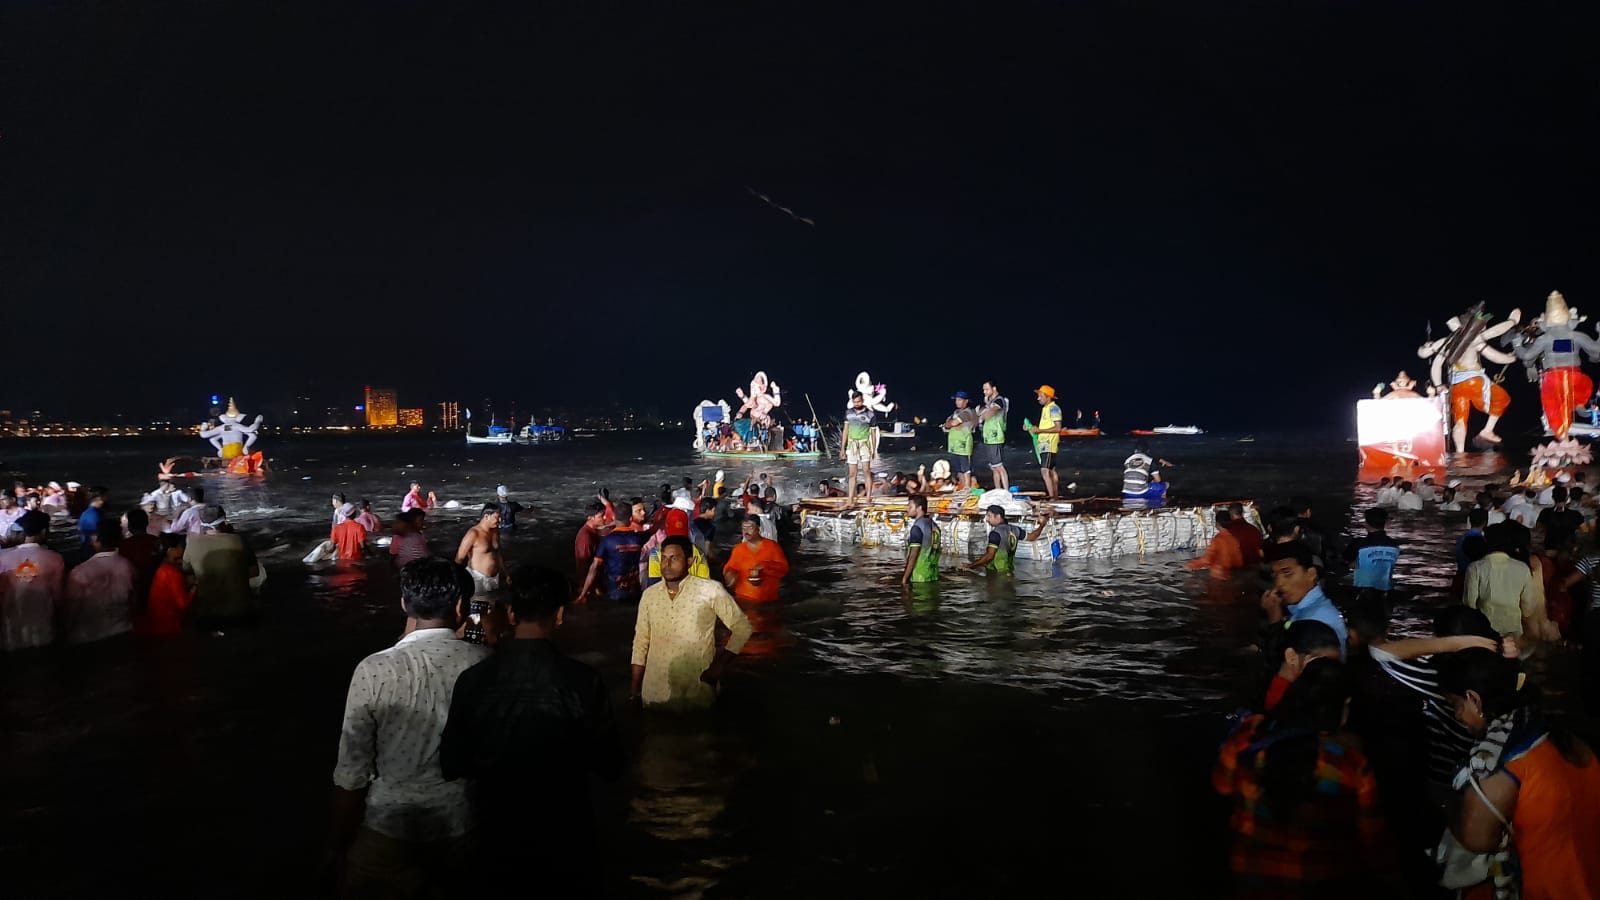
[583,501,607,530]
[124,507,149,536]
[985,504,1006,527]
[200,505,227,532]
[952,391,969,409]
[658,535,694,583]
[0,494,14,510]
[1280,619,1341,678]
[1364,507,1388,533]
[982,381,998,401]
[1267,541,1321,605]
[908,494,929,518]
[398,557,465,625]
[630,500,648,526]
[740,514,762,543]
[506,566,567,635]
[850,390,866,410]
[480,503,500,527]
[92,520,121,553]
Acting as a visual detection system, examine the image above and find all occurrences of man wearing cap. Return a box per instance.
[941,391,979,492]
[1414,473,1438,503]
[493,485,524,531]
[641,508,709,588]
[331,502,368,561]
[978,381,1010,491]
[1025,386,1064,501]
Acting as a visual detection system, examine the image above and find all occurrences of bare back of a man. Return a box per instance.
[455,506,506,592]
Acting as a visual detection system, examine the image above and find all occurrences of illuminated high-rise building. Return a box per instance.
[398,408,424,428]
[439,401,460,430]
[365,387,398,427]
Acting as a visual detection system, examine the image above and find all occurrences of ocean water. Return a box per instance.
[0,431,1476,897]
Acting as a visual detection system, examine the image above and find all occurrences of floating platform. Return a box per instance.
[702,450,822,461]
[796,494,1258,560]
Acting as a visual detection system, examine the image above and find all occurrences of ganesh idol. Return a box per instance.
[735,371,782,426]
[1511,290,1600,440]
[198,398,264,458]
[1418,303,1520,453]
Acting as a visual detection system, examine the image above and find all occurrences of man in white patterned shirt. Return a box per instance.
[325,557,489,896]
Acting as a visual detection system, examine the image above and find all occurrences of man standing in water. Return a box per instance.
[941,391,978,492]
[901,494,941,586]
[961,505,1025,574]
[326,558,489,896]
[723,514,790,602]
[1025,385,1063,500]
[440,567,622,897]
[978,381,1010,491]
[455,504,508,595]
[842,390,877,504]
[630,536,752,710]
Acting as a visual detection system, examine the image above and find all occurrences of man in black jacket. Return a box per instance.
[441,566,623,897]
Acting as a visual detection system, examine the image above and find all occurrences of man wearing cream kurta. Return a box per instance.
[631,536,752,711]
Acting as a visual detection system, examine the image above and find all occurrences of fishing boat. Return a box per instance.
[877,421,917,440]
[466,424,514,446]
[796,493,1258,560]
[518,423,566,443]
[1060,411,1102,438]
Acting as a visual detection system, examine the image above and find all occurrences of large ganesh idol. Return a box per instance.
[735,371,782,426]
[1418,303,1520,453]
[850,371,895,414]
[199,398,264,459]
[1510,291,1600,440]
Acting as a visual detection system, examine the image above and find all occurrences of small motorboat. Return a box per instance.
[877,421,917,440]
[466,424,514,446]
[1152,425,1203,435]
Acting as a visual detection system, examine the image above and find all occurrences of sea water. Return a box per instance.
[0,431,1470,897]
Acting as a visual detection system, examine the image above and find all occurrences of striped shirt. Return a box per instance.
[1368,645,1474,788]
[1572,554,1600,611]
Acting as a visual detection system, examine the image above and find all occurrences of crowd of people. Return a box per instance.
[1209,479,1600,898]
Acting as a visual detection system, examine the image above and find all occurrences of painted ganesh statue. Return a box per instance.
[851,371,895,415]
[200,398,264,459]
[735,371,782,426]
[1509,291,1600,440]
[1418,303,1520,453]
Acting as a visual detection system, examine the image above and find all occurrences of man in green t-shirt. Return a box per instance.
[941,391,978,492]
[962,505,1027,574]
[841,391,878,503]
[900,494,942,585]
[978,381,1010,491]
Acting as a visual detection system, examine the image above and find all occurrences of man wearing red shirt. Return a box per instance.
[574,501,610,592]
[1227,503,1264,566]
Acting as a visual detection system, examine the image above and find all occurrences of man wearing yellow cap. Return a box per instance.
[1026,385,1063,500]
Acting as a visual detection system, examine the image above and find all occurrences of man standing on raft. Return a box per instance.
[842,390,877,504]
[941,391,978,492]
[1025,385,1063,501]
[978,381,1010,491]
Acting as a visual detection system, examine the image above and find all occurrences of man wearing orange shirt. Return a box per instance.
[1187,508,1243,579]
[332,502,368,561]
[723,514,789,602]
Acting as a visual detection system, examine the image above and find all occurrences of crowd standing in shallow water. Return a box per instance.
[5,439,1600,898]
[1207,466,1600,898]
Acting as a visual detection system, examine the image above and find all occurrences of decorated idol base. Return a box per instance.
[1356,397,1447,480]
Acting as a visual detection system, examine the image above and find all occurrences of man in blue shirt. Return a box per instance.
[1455,507,1488,573]
[575,507,645,603]
[76,486,109,556]
[1344,507,1401,593]
[1263,541,1347,658]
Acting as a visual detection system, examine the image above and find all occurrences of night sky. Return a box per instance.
[6,3,1599,430]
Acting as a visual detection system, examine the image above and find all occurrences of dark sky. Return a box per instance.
[6,2,1599,428]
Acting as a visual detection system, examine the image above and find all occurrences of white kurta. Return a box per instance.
[631,576,752,710]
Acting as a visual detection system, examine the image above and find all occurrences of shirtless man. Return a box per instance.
[455,504,509,594]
